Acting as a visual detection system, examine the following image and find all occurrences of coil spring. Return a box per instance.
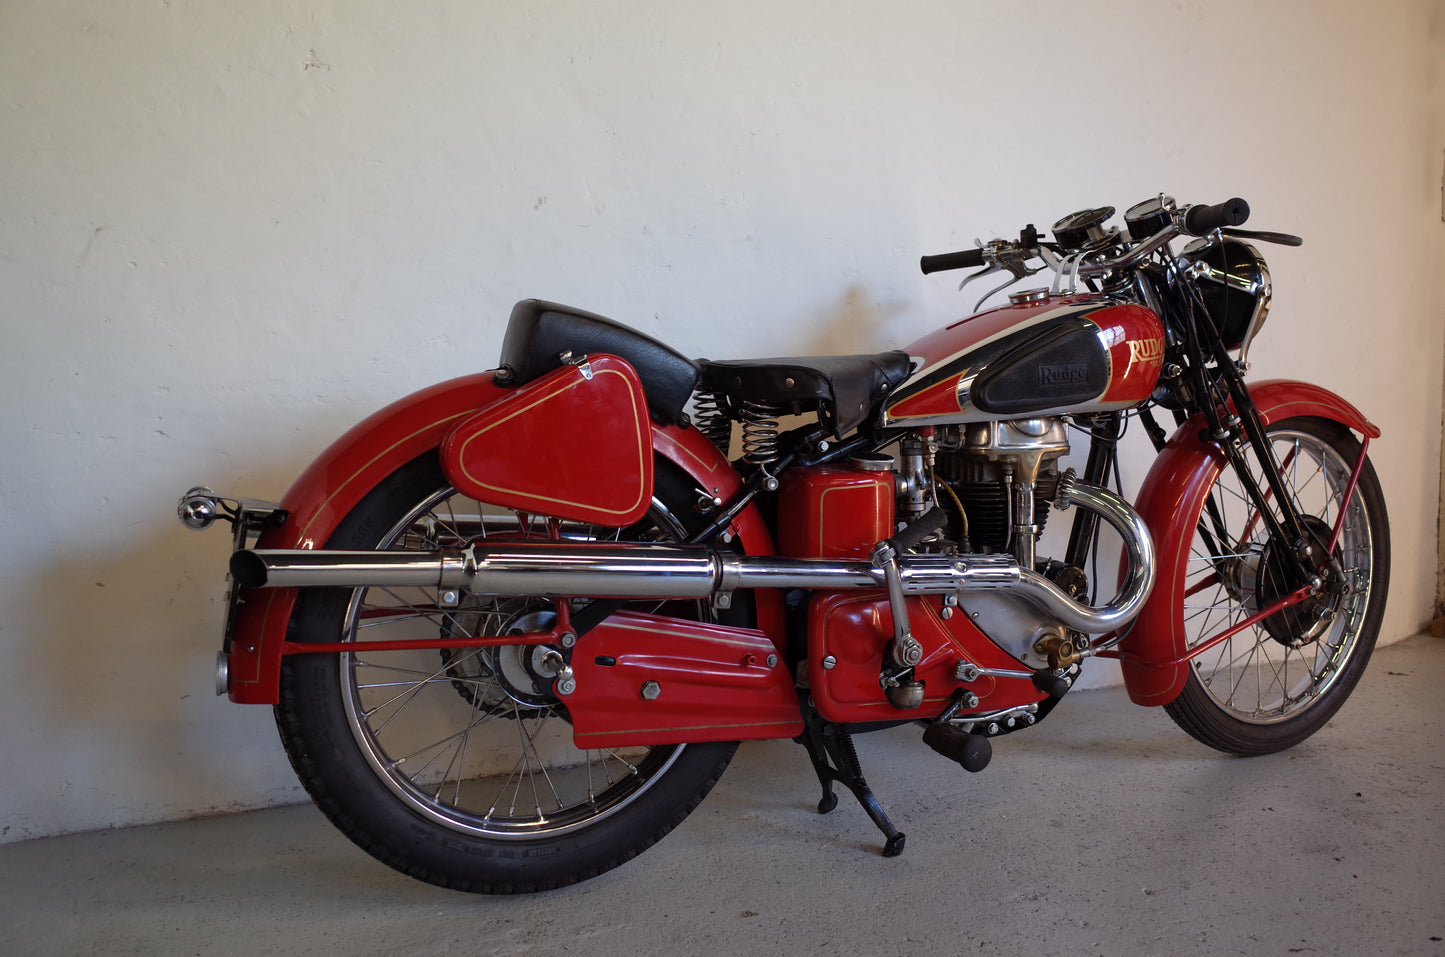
[739,399,784,465]
[691,391,733,454]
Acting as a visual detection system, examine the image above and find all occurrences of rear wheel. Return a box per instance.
[274,452,739,892]
[1163,417,1389,755]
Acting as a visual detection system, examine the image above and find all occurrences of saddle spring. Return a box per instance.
[691,390,734,454]
[739,399,785,466]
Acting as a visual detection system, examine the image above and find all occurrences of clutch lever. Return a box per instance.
[958,240,1045,310]
[1222,227,1303,247]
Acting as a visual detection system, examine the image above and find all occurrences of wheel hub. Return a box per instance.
[489,609,563,708]
[1253,517,1341,648]
[439,599,564,714]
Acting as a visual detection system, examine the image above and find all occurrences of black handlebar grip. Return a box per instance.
[1183,197,1250,236]
[920,248,986,275]
[889,507,948,554]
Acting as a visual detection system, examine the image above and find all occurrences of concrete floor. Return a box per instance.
[3,635,1442,957]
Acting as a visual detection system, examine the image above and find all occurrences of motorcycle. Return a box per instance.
[178,194,1389,893]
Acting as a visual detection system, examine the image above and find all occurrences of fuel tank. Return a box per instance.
[884,292,1165,426]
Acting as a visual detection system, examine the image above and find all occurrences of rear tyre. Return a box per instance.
[1164,417,1389,755]
[274,452,739,892]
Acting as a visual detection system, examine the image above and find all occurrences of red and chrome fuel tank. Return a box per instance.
[884,291,1165,426]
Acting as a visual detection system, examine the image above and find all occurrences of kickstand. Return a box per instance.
[795,712,906,857]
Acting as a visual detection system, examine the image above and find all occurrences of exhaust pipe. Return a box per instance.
[230,543,887,597]
[228,481,1152,635]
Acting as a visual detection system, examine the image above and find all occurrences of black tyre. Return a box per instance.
[1164,417,1389,755]
[274,452,740,892]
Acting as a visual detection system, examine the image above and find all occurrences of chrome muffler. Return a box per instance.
[225,479,1154,636]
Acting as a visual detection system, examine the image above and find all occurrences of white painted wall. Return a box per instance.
[2,0,1442,842]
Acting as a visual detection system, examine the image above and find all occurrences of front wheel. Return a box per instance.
[274,452,740,892]
[1163,416,1389,755]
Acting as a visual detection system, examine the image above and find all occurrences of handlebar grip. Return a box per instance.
[920,248,986,275]
[1183,198,1250,236]
[889,507,948,554]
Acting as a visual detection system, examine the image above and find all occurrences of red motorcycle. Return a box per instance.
[179,194,1388,892]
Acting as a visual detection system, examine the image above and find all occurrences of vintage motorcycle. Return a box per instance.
[178,194,1388,893]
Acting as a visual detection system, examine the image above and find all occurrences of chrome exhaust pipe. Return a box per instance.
[228,479,1153,635]
[230,544,884,598]
[1018,478,1156,635]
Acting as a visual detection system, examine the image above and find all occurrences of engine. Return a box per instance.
[901,418,1071,568]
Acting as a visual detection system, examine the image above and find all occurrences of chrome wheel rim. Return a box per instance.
[337,488,695,840]
[1183,428,1374,724]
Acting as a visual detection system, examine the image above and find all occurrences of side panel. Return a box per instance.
[226,373,777,704]
[441,357,654,526]
[1118,379,1379,706]
[567,611,802,746]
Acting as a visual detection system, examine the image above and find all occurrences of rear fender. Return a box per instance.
[1119,379,1379,706]
[226,371,776,704]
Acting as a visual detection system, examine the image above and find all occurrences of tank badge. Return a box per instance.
[1125,336,1165,378]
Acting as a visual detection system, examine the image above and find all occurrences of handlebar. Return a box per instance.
[919,248,986,275]
[1182,197,1250,236]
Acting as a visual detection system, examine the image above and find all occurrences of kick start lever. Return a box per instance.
[872,508,948,709]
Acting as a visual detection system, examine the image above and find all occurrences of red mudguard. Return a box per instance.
[225,366,783,706]
[1119,379,1380,706]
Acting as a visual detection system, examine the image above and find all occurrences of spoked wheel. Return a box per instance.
[1164,416,1389,755]
[275,452,740,892]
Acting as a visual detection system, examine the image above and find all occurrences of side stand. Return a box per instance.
[794,705,906,857]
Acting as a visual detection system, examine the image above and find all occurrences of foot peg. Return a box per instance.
[922,721,992,772]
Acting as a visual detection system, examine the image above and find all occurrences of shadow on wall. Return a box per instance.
[692,284,914,361]
[28,455,320,832]
[22,282,916,833]
[797,285,913,358]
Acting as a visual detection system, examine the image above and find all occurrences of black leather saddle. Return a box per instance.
[698,351,913,436]
[498,300,700,426]
[498,299,914,437]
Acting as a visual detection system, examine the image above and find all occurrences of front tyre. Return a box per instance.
[1164,417,1389,755]
[274,452,739,892]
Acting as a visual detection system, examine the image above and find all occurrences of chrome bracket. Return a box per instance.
[559,350,593,379]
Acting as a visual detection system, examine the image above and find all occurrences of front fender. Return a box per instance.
[1119,379,1379,706]
[225,371,776,704]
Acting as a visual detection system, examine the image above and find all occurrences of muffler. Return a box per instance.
[231,543,891,597]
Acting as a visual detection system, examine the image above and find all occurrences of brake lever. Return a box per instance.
[1221,227,1303,247]
[958,262,1003,293]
